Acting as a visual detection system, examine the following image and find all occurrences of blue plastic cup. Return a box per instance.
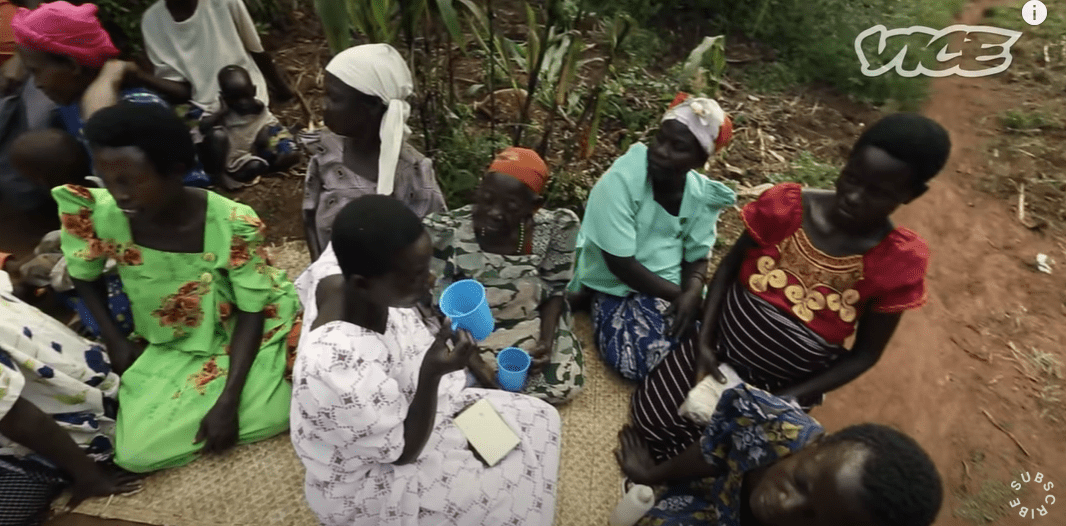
[496,347,531,392]
[439,279,495,341]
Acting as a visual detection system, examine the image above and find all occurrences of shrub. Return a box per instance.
[655,0,965,107]
[433,106,512,210]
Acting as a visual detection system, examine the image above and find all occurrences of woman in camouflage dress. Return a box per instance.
[424,147,584,404]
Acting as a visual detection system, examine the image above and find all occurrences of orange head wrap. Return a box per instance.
[487,146,550,195]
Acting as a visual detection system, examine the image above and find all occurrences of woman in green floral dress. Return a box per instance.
[54,104,299,473]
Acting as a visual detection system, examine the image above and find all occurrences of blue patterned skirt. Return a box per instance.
[57,273,134,338]
[592,292,693,381]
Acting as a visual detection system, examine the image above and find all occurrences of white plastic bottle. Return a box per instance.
[609,484,656,526]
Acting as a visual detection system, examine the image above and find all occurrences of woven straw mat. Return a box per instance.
[72,241,636,525]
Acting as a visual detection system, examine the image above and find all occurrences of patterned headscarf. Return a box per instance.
[11,2,119,68]
[325,44,413,196]
[662,94,733,156]
[487,147,550,195]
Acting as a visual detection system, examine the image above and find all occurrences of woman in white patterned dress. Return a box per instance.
[290,195,561,526]
[0,259,141,525]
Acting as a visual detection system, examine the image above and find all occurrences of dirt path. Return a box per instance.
[814,1,1066,524]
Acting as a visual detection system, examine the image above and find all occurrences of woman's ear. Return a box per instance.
[65,56,86,76]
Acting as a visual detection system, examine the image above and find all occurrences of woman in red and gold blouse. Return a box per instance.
[630,113,951,462]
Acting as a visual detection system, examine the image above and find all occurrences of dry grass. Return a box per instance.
[954,479,1016,525]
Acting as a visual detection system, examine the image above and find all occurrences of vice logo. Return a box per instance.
[855,24,1023,78]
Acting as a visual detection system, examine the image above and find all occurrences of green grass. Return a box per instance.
[769,151,838,189]
[985,3,1066,43]
[736,62,802,94]
[1000,110,1058,131]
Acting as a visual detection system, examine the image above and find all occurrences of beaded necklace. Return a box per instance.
[478,220,528,254]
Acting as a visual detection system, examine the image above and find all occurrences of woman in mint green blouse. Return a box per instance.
[56,104,299,473]
[568,96,735,380]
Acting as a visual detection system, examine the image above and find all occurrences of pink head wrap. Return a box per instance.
[11,1,119,68]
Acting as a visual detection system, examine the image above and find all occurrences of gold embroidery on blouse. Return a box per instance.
[747,230,864,323]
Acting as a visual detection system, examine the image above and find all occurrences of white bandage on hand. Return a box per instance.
[678,363,744,426]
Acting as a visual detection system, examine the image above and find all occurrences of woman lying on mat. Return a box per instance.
[290,195,561,526]
[616,384,943,526]
[55,103,300,473]
[0,259,141,526]
[297,147,584,405]
[629,114,951,462]
[567,94,736,381]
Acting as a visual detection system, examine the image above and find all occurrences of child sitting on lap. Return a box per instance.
[199,65,298,189]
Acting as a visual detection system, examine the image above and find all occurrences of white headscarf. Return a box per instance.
[661,97,733,156]
[325,44,414,196]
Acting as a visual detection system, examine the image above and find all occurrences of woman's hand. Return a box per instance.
[615,425,662,486]
[194,398,239,454]
[64,463,144,512]
[667,287,702,340]
[529,339,553,374]
[466,351,500,389]
[421,323,478,378]
[105,338,147,376]
[694,329,727,384]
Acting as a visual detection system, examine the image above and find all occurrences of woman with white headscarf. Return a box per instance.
[567,93,736,382]
[301,43,446,261]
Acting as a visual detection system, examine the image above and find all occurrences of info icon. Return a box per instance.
[1023,0,1047,26]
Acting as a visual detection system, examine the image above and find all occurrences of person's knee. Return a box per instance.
[198,127,229,177]
[273,149,300,171]
[551,380,584,405]
[203,126,229,153]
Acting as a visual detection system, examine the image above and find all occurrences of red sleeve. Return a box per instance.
[864,228,929,313]
[740,183,803,247]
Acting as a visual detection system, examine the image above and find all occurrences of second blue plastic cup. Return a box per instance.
[439,279,495,341]
[496,347,531,392]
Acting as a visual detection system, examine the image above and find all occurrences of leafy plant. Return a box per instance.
[569,13,633,160]
[315,0,472,53]
[434,106,511,208]
[679,35,726,97]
